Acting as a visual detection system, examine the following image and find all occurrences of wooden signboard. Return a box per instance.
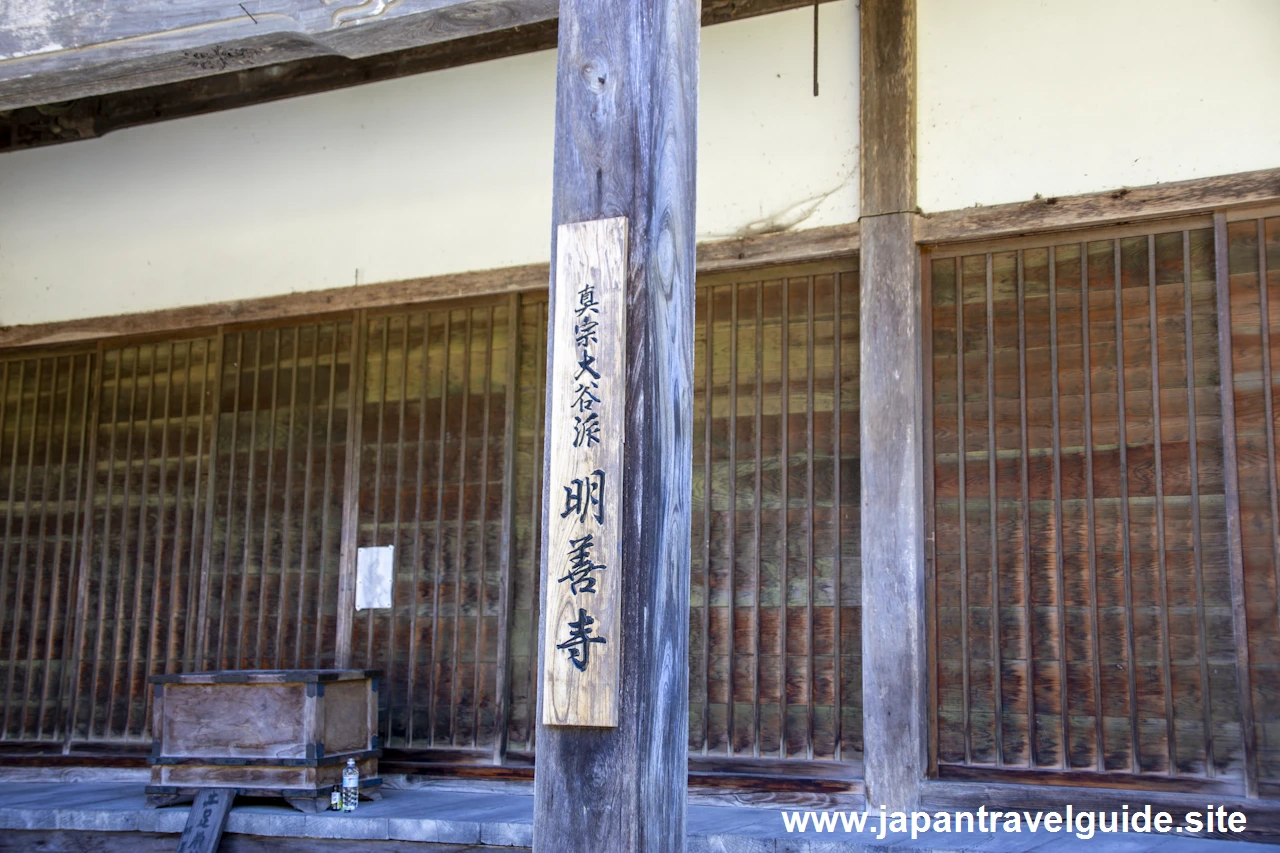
[541,217,627,727]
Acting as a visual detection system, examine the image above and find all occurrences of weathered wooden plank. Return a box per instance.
[175,787,235,853]
[860,212,925,809]
[540,218,626,729]
[335,316,366,668]
[1214,213,1259,798]
[0,0,560,112]
[0,0,838,153]
[531,0,696,840]
[859,0,923,813]
[919,168,1280,246]
[859,0,915,217]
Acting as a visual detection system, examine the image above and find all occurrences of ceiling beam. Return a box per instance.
[0,0,559,111]
[0,0,837,155]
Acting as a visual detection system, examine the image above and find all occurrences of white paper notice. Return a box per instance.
[355,545,394,610]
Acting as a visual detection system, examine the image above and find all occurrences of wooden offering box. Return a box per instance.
[146,670,381,812]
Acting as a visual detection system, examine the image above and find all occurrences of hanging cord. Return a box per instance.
[812,0,819,96]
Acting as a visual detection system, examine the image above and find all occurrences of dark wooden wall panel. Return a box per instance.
[201,323,352,676]
[351,304,513,752]
[70,340,216,742]
[931,225,1246,790]
[0,351,94,742]
[689,260,862,764]
[1225,215,1280,787]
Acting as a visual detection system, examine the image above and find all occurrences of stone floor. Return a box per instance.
[0,783,1275,851]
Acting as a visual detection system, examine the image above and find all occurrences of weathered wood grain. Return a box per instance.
[918,168,1280,246]
[0,0,839,154]
[175,787,235,853]
[859,0,915,217]
[531,0,697,843]
[539,218,626,729]
[858,0,924,814]
[859,212,926,811]
[0,0,561,112]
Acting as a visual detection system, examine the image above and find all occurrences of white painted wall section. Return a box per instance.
[918,0,1280,213]
[0,1,859,327]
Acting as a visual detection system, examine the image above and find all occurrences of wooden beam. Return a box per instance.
[0,0,559,112]
[0,225,859,353]
[858,0,926,814]
[531,0,696,844]
[859,0,915,216]
[0,0,838,154]
[917,166,1280,246]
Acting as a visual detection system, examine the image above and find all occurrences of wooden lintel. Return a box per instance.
[0,0,559,112]
[916,167,1280,246]
[0,224,859,353]
[0,0,840,154]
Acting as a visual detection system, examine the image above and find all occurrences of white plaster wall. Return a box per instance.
[918,0,1280,213]
[0,1,859,327]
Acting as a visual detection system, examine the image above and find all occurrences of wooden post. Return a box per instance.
[532,0,697,845]
[859,0,926,812]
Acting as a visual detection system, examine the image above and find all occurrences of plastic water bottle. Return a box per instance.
[342,758,359,812]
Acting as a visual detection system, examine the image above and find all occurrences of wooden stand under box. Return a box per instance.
[146,669,382,813]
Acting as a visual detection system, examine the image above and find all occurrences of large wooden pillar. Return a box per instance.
[859,0,926,812]
[531,0,698,846]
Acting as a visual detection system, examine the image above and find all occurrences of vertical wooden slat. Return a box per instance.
[234,332,264,670]
[123,345,156,738]
[387,317,410,742]
[167,341,196,674]
[1182,231,1214,777]
[1015,251,1036,766]
[275,328,301,669]
[494,293,522,763]
[295,328,321,669]
[20,357,59,738]
[728,282,739,757]
[105,347,141,738]
[1214,212,1259,797]
[806,276,816,760]
[1146,235,1176,773]
[524,302,546,754]
[256,330,284,668]
[701,287,713,754]
[831,271,843,762]
[779,278,790,759]
[1047,250,1068,767]
[427,311,452,746]
[314,325,340,666]
[3,358,39,737]
[214,335,245,669]
[64,345,103,748]
[753,282,764,758]
[196,332,227,671]
[368,318,390,666]
[53,353,94,741]
[336,313,367,669]
[471,307,494,748]
[0,360,14,733]
[1080,245,1105,772]
[985,254,1004,766]
[1253,219,1280,742]
[1114,240,1141,774]
[407,312,432,746]
[448,311,473,745]
[141,343,175,734]
[955,257,971,765]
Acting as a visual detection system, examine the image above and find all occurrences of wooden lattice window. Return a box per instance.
[928,225,1246,791]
